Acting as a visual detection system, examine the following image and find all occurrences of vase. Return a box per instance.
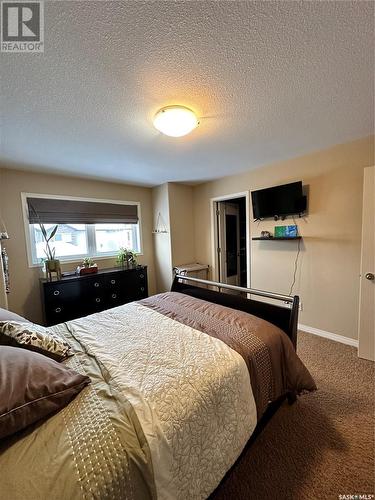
[80,266,98,275]
[45,259,62,281]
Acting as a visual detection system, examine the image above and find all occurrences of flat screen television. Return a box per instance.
[251,181,306,219]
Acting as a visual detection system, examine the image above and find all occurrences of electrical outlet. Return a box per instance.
[299,302,303,311]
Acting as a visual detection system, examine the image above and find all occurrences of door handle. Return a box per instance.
[365,273,374,281]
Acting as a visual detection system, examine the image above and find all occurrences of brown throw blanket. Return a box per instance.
[140,292,316,418]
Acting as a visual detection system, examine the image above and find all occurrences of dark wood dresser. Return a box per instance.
[41,266,148,326]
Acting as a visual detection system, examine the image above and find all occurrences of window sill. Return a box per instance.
[29,252,144,269]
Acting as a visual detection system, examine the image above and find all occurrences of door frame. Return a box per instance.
[217,201,241,285]
[210,191,250,288]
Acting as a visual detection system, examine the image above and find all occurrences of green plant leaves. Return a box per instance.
[40,223,47,239]
[116,247,137,265]
[48,225,58,242]
[29,204,58,262]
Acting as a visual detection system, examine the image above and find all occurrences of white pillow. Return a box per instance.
[0,307,30,323]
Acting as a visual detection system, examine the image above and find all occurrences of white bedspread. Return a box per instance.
[65,302,257,499]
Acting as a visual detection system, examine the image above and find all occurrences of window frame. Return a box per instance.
[21,193,143,268]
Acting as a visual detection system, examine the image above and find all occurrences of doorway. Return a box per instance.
[211,193,250,290]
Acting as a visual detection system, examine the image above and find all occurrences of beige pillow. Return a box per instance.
[0,322,73,362]
[0,307,30,323]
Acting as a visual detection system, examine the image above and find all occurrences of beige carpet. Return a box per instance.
[211,332,374,500]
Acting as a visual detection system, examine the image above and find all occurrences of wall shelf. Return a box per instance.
[252,237,302,241]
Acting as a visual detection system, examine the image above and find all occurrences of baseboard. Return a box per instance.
[298,323,359,348]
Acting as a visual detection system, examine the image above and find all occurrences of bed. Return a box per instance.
[0,275,316,500]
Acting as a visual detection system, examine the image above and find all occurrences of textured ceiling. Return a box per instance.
[0,1,373,186]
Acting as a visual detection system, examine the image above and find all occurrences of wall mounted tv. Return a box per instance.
[251,181,306,220]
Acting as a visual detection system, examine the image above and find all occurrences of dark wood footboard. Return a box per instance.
[171,275,299,349]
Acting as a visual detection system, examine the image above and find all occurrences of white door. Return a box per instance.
[217,202,240,286]
[358,166,374,361]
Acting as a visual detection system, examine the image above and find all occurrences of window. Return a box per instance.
[31,224,87,261]
[23,194,141,265]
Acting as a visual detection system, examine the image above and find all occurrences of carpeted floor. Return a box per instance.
[211,332,375,500]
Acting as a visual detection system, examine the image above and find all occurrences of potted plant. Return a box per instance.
[116,247,137,269]
[41,226,61,280]
[29,205,61,280]
[79,257,98,275]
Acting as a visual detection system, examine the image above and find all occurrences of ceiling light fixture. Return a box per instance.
[153,105,199,137]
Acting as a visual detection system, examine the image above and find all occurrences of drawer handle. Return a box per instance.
[110,279,116,285]
[53,290,60,296]
[94,282,100,288]
[140,274,144,279]
[55,307,62,313]
[140,287,145,292]
[95,298,101,303]
[112,293,117,299]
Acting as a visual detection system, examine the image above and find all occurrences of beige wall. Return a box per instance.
[1,136,373,338]
[168,183,196,267]
[0,168,156,323]
[151,183,196,293]
[193,136,374,340]
[151,183,173,293]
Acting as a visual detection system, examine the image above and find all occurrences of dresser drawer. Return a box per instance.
[85,288,122,306]
[45,303,81,325]
[44,282,82,305]
[80,274,123,294]
[117,270,147,295]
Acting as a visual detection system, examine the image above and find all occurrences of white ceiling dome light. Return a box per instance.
[153,105,199,137]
